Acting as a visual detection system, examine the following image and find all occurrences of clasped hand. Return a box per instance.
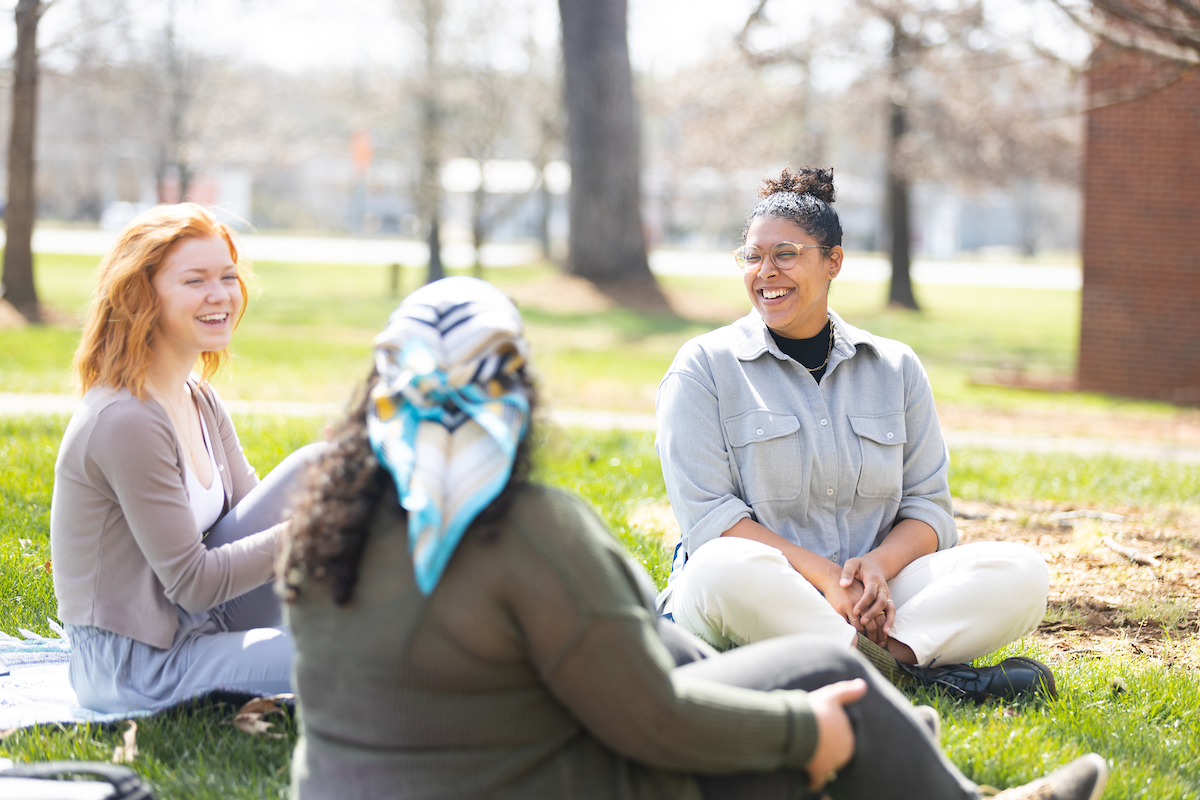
[821,554,894,647]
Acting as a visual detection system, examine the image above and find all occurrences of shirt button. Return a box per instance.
[756,428,764,436]
[820,419,828,426]
[886,432,894,439]
[826,488,834,496]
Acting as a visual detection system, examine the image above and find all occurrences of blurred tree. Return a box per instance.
[558,0,662,301]
[441,1,561,277]
[742,0,1080,310]
[402,0,446,284]
[154,0,198,202]
[2,0,52,323]
[1048,0,1199,67]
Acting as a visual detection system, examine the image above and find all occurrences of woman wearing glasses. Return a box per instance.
[283,277,1107,800]
[655,168,1054,700]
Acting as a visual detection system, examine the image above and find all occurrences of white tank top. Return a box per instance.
[183,410,224,533]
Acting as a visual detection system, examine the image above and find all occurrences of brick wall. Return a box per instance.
[1078,52,1200,404]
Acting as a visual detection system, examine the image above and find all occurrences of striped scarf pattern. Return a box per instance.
[367,277,530,594]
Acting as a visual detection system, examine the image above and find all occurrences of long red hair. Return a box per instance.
[73,203,251,397]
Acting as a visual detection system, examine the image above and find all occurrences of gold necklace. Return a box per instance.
[807,320,835,373]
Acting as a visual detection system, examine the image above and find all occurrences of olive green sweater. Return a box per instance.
[288,484,817,800]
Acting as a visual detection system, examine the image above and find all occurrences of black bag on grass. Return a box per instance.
[0,761,153,799]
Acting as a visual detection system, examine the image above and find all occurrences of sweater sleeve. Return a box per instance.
[88,399,277,613]
[509,491,817,775]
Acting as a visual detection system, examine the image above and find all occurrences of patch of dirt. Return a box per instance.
[955,501,1200,668]
[938,403,1200,444]
[503,274,745,324]
[0,299,77,328]
[505,274,615,314]
[630,499,1200,668]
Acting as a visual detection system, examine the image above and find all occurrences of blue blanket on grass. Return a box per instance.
[0,624,150,730]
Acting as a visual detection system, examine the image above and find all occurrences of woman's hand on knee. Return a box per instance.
[805,678,867,791]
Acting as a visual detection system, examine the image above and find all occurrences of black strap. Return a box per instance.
[0,762,154,799]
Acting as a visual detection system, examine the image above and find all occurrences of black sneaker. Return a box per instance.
[986,753,1108,800]
[905,656,1057,702]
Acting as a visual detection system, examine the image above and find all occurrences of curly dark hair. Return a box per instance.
[280,365,539,606]
[741,166,843,248]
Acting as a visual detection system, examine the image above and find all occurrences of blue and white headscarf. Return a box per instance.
[367,277,530,595]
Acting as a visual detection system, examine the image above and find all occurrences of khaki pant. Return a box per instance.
[671,537,1048,666]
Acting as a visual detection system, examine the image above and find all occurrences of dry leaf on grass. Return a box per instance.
[225,693,294,739]
[112,721,138,763]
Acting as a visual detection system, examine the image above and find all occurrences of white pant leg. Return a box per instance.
[887,542,1049,666]
[671,537,858,651]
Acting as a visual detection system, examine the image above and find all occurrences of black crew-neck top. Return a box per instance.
[769,318,833,383]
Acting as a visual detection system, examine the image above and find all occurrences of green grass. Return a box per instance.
[4,419,1196,798]
[950,450,1200,507]
[937,642,1200,800]
[5,252,1192,425]
[3,254,1199,796]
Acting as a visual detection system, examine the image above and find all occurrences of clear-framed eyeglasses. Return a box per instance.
[733,242,831,273]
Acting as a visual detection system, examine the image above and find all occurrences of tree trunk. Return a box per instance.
[2,0,43,323]
[471,180,485,279]
[157,0,191,204]
[885,23,919,311]
[557,0,657,290]
[537,175,552,262]
[427,206,443,282]
[418,0,444,285]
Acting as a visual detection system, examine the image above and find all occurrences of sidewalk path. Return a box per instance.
[4,394,1197,463]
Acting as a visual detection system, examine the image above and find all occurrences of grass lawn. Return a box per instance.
[2,416,1198,798]
[1,252,1198,797]
[3,252,1193,428]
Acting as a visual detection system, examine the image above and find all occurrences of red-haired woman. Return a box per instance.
[50,204,318,713]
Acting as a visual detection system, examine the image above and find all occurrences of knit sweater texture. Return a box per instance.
[287,484,817,800]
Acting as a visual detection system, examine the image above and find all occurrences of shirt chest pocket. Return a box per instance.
[848,413,906,499]
[723,410,802,505]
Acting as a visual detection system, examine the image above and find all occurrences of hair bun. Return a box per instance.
[758,167,835,204]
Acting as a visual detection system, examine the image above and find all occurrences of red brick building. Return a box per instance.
[1077,52,1200,404]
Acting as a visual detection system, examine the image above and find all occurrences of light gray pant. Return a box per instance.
[68,443,322,713]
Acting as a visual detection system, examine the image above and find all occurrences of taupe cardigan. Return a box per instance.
[50,380,282,649]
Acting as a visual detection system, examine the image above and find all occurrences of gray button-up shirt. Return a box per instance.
[655,309,956,609]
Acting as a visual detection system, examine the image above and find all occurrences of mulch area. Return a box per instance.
[954,500,1200,668]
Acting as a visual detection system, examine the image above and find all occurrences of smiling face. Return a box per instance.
[742,216,842,339]
[151,235,243,368]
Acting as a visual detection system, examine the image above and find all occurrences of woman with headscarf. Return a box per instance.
[281,276,1106,800]
[655,167,1054,701]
